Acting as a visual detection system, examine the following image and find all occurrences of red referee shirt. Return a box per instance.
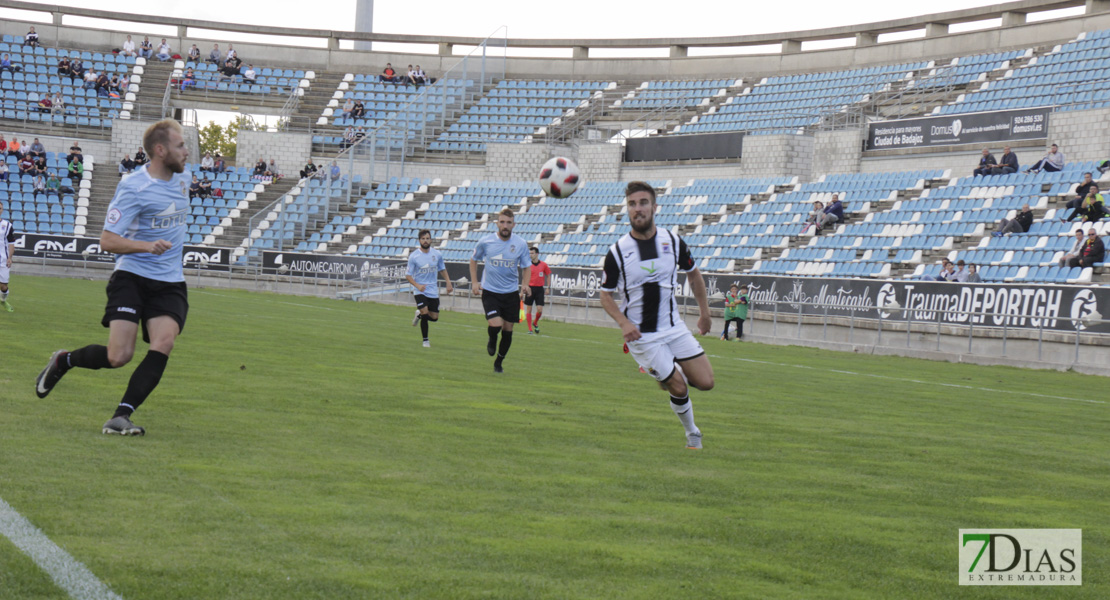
[529,260,550,287]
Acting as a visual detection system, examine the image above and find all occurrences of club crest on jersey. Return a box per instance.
[661,242,672,254]
[509,244,516,253]
[180,181,188,197]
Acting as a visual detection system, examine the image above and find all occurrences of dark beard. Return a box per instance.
[631,216,654,234]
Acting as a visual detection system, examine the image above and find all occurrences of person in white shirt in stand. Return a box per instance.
[155,39,172,62]
[242,65,257,84]
[226,45,237,62]
[120,35,136,58]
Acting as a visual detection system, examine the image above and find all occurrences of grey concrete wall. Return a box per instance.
[741,134,815,181]
[577,143,623,183]
[813,128,864,178]
[110,118,151,165]
[238,130,312,181]
[1046,106,1110,165]
[486,143,553,182]
[621,161,748,184]
[341,158,483,186]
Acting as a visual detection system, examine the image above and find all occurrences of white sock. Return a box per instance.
[670,395,699,435]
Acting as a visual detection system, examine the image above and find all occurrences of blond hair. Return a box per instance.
[142,119,183,157]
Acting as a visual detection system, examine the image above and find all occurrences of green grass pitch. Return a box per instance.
[0,275,1106,599]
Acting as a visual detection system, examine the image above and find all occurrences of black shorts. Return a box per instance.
[414,294,440,313]
[524,286,545,306]
[482,290,520,323]
[102,270,189,343]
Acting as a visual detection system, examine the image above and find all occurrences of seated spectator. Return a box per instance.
[353,126,366,143]
[0,53,19,74]
[156,39,172,62]
[0,134,5,154]
[25,27,39,48]
[329,160,342,182]
[188,175,201,198]
[0,162,7,182]
[139,36,154,59]
[32,173,46,196]
[800,200,823,234]
[213,153,226,174]
[50,91,65,115]
[198,177,212,198]
[56,56,72,78]
[1025,143,1065,173]
[66,142,83,165]
[952,259,970,282]
[1059,229,1087,267]
[993,203,1034,236]
[46,171,61,195]
[83,69,98,90]
[253,158,267,177]
[120,35,137,58]
[380,62,397,83]
[36,95,53,113]
[187,44,201,62]
[341,125,356,149]
[414,65,429,86]
[966,264,982,283]
[109,74,122,94]
[95,71,111,97]
[7,138,22,158]
[1063,185,1106,223]
[1068,230,1105,268]
[19,154,36,176]
[119,73,131,91]
[268,158,281,180]
[405,64,418,86]
[242,64,257,84]
[299,161,317,179]
[351,100,366,119]
[68,158,84,179]
[1065,172,1097,213]
[973,148,995,176]
[199,151,214,172]
[992,147,1019,175]
[934,259,956,282]
[207,44,221,65]
[816,194,844,232]
[133,146,146,166]
[180,67,196,92]
[342,98,355,118]
[119,154,135,177]
[226,45,237,61]
[219,58,240,81]
[28,138,45,159]
[32,154,46,175]
[69,59,85,81]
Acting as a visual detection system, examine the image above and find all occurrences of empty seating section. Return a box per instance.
[314,78,470,150]
[174,61,306,95]
[183,164,260,246]
[0,39,134,127]
[2,152,88,235]
[618,79,736,109]
[910,50,1026,90]
[680,63,928,135]
[936,30,1110,114]
[429,80,613,152]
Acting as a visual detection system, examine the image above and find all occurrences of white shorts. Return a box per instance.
[626,324,705,382]
[0,265,8,285]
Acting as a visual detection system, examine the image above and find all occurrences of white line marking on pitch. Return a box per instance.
[0,496,122,600]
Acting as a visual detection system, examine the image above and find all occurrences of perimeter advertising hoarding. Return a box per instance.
[866,107,1050,150]
[261,251,407,280]
[12,233,231,271]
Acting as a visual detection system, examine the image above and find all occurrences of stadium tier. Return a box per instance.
[1,151,90,235]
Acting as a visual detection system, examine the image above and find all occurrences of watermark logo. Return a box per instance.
[959,529,1081,586]
[1069,289,1101,331]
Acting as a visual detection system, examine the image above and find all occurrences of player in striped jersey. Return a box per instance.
[599,181,715,450]
[0,200,15,312]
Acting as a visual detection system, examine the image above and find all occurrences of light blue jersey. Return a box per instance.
[407,247,446,298]
[103,165,190,282]
[472,232,529,294]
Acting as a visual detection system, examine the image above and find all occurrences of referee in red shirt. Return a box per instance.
[525,246,551,334]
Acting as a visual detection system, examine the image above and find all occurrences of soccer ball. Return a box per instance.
[538,157,581,199]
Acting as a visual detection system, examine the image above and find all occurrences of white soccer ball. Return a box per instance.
[538,156,581,199]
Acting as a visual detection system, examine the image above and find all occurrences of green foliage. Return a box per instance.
[197,115,265,161]
[1,275,1107,599]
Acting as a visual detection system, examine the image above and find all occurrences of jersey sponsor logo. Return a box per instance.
[487,253,518,269]
[640,261,658,275]
[150,200,187,229]
[106,207,122,225]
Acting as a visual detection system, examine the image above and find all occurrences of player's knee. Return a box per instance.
[149,337,175,356]
[108,348,134,368]
[427,314,439,322]
[693,376,715,392]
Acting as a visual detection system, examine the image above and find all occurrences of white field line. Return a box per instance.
[0,496,122,600]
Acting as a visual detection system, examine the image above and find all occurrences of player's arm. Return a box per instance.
[405,274,425,292]
[468,258,481,295]
[439,269,453,295]
[100,230,170,255]
[520,267,531,296]
[6,244,13,267]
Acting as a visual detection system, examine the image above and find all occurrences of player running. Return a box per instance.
[599,181,714,450]
[0,201,15,312]
[34,119,191,436]
[469,208,530,373]
[407,228,453,347]
[525,246,551,334]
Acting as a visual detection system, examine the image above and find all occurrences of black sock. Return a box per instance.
[67,344,112,370]
[113,350,168,418]
[488,326,500,346]
[498,330,513,358]
[722,321,731,338]
[737,319,744,338]
[420,316,429,340]
[670,394,690,407]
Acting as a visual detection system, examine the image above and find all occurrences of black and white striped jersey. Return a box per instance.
[600,229,696,333]
[0,219,14,263]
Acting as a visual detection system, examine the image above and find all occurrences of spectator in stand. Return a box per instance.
[121,35,137,58]
[993,203,1034,236]
[119,154,135,177]
[156,39,172,62]
[992,146,1019,175]
[132,145,146,166]
[0,162,8,182]
[28,138,45,160]
[18,154,35,176]
[36,95,53,113]
[69,58,84,81]
[95,71,111,97]
[66,142,83,165]
[242,65,257,84]
[207,44,221,64]
[328,160,342,182]
[1064,172,1098,213]
[1059,229,1087,267]
[32,173,46,196]
[354,125,366,143]
[342,124,355,149]
[816,194,843,233]
[1025,143,1065,174]
[1068,230,1105,268]
[253,158,267,178]
[0,134,5,155]
[51,91,65,115]
[380,63,397,83]
[7,138,22,158]
[342,98,354,118]
[57,56,72,78]
[188,175,201,198]
[800,200,824,234]
[351,100,366,119]
[966,264,982,283]
[1062,184,1106,223]
[226,45,237,61]
[187,44,201,63]
[405,64,418,86]
[268,158,281,180]
[108,74,122,96]
[973,148,996,176]
[180,67,196,92]
[139,36,154,59]
[0,53,19,74]
[219,58,240,81]
[299,161,317,179]
[952,259,970,282]
[25,27,39,48]
[119,73,130,91]
[32,154,46,176]
[198,177,212,198]
[199,151,214,172]
[213,153,226,174]
[83,68,98,90]
[46,171,61,196]
[934,259,956,282]
[67,157,84,179]
[414,65,429,85]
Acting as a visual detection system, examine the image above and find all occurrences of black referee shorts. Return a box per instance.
[482,290,520,323]
[102,270,189,343]
[524,286,545,306]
